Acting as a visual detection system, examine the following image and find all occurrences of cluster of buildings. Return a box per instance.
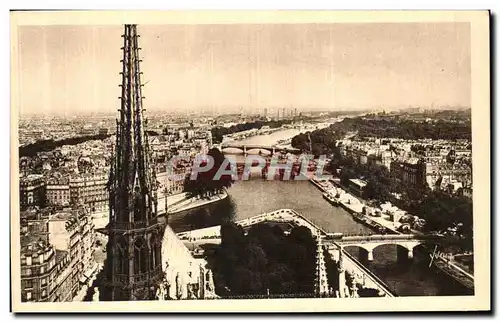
[337,137,473,198]
[20,205,97,302]
[18,124,215,303]
[18,113,215,303]
[19,136,114,212]
[18,116,115,146]
[19,122,214,211]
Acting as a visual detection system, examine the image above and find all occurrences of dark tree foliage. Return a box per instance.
[291,125,347,156]
[220,222,245,246]
[19,134,112,158]
[291,116,471,156]
[357,286,382,297]
[407,191,473,251]
[323,248,340,292]
[211,223,317,297]
[184,148,234,198]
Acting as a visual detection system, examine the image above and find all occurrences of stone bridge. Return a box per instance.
[324,234,443,262]
[220,143,301,156]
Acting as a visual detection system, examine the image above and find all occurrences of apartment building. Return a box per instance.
[46,177,71,207]
[48,208,96,298]
[20,174,46,210]
[69,172,108,211]
[20,239,73,302]
[390,158,427,189]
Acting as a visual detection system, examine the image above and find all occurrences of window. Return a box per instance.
[26,256,32,266]
[24,280,33,289]
[40,266,44,274]
[134,238,147,273]
[41,278,47,286]
[42,290,47,298]
[26,292,32,300]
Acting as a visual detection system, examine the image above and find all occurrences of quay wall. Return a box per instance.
[177,208,326,240]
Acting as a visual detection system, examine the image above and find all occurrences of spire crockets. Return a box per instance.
[110,24,158,223]
[104,24,163,301]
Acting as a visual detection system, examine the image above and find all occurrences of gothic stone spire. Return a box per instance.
[104,24,163,301]
[110,24,158,223]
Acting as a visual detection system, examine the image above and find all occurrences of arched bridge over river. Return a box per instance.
[323,234,444,262]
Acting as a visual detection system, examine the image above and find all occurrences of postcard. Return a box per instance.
[10,10,490,313]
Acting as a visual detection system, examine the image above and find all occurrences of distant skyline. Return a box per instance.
[16,23,470,116]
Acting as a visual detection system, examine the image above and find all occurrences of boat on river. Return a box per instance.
[322,192,339,206]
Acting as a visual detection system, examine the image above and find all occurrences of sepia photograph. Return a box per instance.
[10,10,490,313]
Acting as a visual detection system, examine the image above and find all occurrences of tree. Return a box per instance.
[220,222,245,247]
[357,287,382,297]
[185,148,234,198]
[211,222,318,297]
[242,244,268,273]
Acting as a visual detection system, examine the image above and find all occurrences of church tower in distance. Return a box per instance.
[103,24,165,301]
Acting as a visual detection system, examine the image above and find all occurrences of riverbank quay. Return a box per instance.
[433,254,474,290]
[310,176,400,234]
[167,190,228,214]
[329,180,475,290]
[91,191,227,229]
[176,208,327,241]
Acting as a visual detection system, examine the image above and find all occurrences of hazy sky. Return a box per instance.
[16,23,470,115]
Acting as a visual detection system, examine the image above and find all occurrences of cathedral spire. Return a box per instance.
[111,24,158,222]
[104,24,164,301]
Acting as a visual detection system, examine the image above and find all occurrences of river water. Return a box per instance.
[229,128,302,146]
[168,129,472,297]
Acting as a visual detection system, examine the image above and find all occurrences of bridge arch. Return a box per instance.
[222,147,244,155]
[342,245,374,263]
[246,148,272,156]
[371,241,424,253]
[341,240,431,263]
[371,242,417,262]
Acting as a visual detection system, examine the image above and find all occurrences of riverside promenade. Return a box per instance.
[91,190,227,229]
[309,177,400,234]
[164,190,228,215]
[177,208,326,240]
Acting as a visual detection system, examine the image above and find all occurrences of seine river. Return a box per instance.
[168,129,472,296]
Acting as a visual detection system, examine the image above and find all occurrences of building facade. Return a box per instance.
[48,207,96,298]
[390,158,427,189]
[20,205,96,302]
[20,239,73,302]
[69,172,108,211]
[46,176,71,207]
[20,174,46,210]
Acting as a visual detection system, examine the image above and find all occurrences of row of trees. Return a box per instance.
[291,117,472,153]
[333,117,471,141]
[210,222,317,296]
[291,125,347,156]
[19,133,112,158]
